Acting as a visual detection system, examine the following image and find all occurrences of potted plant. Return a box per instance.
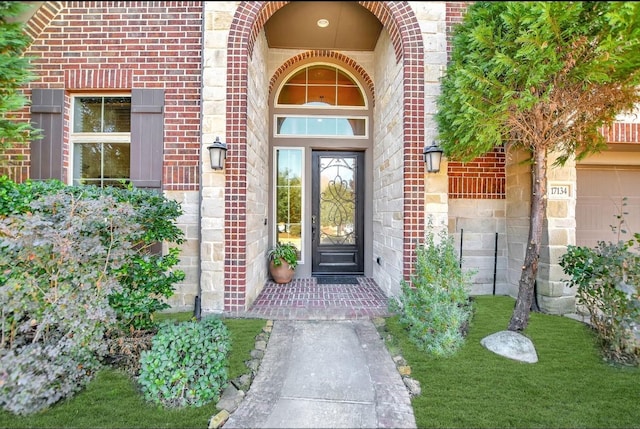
[267,241,298,284]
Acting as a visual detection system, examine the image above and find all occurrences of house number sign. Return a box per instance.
[548,183,571,199]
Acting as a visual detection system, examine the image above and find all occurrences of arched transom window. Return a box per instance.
[274,64,368,138]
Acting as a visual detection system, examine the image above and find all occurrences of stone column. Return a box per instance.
[537,155,577,314]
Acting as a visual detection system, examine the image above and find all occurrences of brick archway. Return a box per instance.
[224,1,425,312]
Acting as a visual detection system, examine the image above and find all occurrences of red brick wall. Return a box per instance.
[15,1,203,191]
[448,147,506,199]
[602,123,640,144]
[445,2,470,57]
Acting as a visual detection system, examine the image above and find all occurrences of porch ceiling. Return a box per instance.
[264,1,383,51]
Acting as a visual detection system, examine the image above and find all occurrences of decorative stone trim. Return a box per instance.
[208,319,273,429]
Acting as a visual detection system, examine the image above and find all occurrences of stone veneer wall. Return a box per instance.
[164,191,201,312]
[243,31,271,307]
[448,199,507,295]
[505,147,531,299]
[372,29,405,297]
[419,0,451,236]
[200,1,237,313]
[538,155,577,314]
[371,2,450,297]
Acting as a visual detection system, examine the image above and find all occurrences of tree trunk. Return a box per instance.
[508,147,547,331]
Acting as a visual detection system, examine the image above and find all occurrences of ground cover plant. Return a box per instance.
[138,317,230,408]
[384,295,640,428]
[0,316,266,429]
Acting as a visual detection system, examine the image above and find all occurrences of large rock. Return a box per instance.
[480,330,538,363]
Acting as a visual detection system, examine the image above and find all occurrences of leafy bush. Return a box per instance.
[138,317,231,408]
[0,192,140,415]
[0,177,185,331]
[390,220,474,357]
[0,178,187,415]
[0,175,67,216]
[560,235,639,366]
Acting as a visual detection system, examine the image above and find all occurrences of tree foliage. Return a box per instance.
[0,1,40,152]
[437,1,640,164]
[435,1,640,330]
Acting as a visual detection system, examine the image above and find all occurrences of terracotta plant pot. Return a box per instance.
[269,258,295,284]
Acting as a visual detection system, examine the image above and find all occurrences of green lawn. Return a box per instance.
[2,297,638,428]
[0,316,267,429]
[384,295,640,428]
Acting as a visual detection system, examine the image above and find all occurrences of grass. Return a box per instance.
[2,297,638,428]
[383,295,640,428]
[0,315,267,429]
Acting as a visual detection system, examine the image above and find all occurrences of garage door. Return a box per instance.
[576,166,640,247]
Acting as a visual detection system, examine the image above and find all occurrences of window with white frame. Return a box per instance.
[274,64,368,139]
[71,95,131,187]
[274,147,304,262]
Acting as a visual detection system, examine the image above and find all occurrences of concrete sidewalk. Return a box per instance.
[223,319,416,428]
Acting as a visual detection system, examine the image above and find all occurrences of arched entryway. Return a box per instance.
[268,60,374,279]
[222,1,426,312]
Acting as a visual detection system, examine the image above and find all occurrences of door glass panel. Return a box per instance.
[319,156,356,245]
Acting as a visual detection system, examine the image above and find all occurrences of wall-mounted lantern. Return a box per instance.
[423,141,444,173]
[208,136,228,170]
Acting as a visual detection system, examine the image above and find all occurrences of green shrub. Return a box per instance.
[0,175,66,216]
[560,235,639,366]
[138,317,231,408]
[0,192,140,415]
[0,177,185,331]
[390,220,474,357]
[0,178,187,415]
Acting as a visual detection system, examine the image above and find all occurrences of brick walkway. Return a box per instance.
[241,277,391,320]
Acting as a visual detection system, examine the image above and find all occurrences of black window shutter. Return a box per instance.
[30,89,64,181]
[130,89,164,191]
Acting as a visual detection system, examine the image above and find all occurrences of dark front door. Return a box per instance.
[311,151,364,275]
